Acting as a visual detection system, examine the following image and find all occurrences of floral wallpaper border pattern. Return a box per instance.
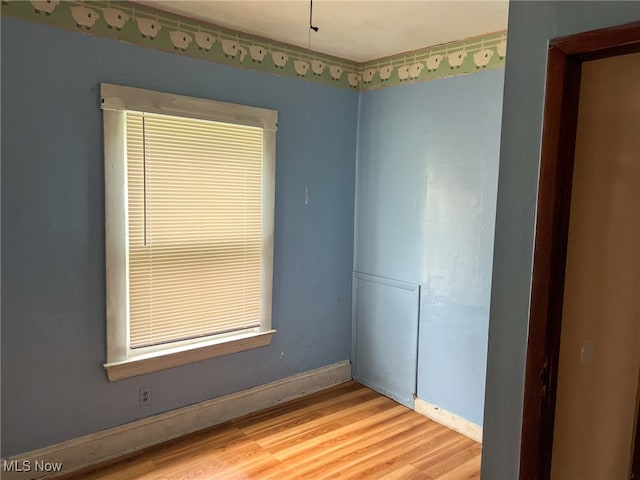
[2,0,507,90]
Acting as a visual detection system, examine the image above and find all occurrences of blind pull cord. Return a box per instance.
[142,113,148,246]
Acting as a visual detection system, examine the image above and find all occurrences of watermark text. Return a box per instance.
[3,459,64,474]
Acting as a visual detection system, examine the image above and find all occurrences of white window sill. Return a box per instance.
[103,329,277,381]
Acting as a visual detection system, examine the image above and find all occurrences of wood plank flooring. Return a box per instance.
[67,381,481,479]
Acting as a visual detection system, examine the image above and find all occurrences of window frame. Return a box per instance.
[101,84,277,381]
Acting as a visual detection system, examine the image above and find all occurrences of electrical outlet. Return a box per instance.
[139,387,151,406]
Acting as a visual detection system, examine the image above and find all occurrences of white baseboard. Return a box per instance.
[1,361,352,480]
[413,397,483,444]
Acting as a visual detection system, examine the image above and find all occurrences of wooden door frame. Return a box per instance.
[634,374,640,480]
[519,21,640,480]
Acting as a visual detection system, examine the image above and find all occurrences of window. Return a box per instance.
[102,84,277,381]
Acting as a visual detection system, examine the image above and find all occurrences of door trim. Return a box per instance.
[520,21,640,480]
[633,376,640,480]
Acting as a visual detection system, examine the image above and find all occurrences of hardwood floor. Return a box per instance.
[68,381,481,479]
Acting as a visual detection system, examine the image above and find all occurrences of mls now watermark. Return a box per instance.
[3,459,63,473]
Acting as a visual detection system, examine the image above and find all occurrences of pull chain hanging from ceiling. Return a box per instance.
[305,0,319,205]
[309,0,319,32]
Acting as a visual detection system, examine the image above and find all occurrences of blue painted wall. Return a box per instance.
[1,18,358,457]
[354,70,504,425]
[482,2,640,478]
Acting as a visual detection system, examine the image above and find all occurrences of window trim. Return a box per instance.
[102,84,277,381]
[101,83,278,131]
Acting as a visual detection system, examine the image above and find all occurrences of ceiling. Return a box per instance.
[140,1,509,62]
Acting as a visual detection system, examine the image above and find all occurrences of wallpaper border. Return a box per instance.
[1,0,507,91]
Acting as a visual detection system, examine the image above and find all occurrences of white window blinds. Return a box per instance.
[126,111,264,348]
